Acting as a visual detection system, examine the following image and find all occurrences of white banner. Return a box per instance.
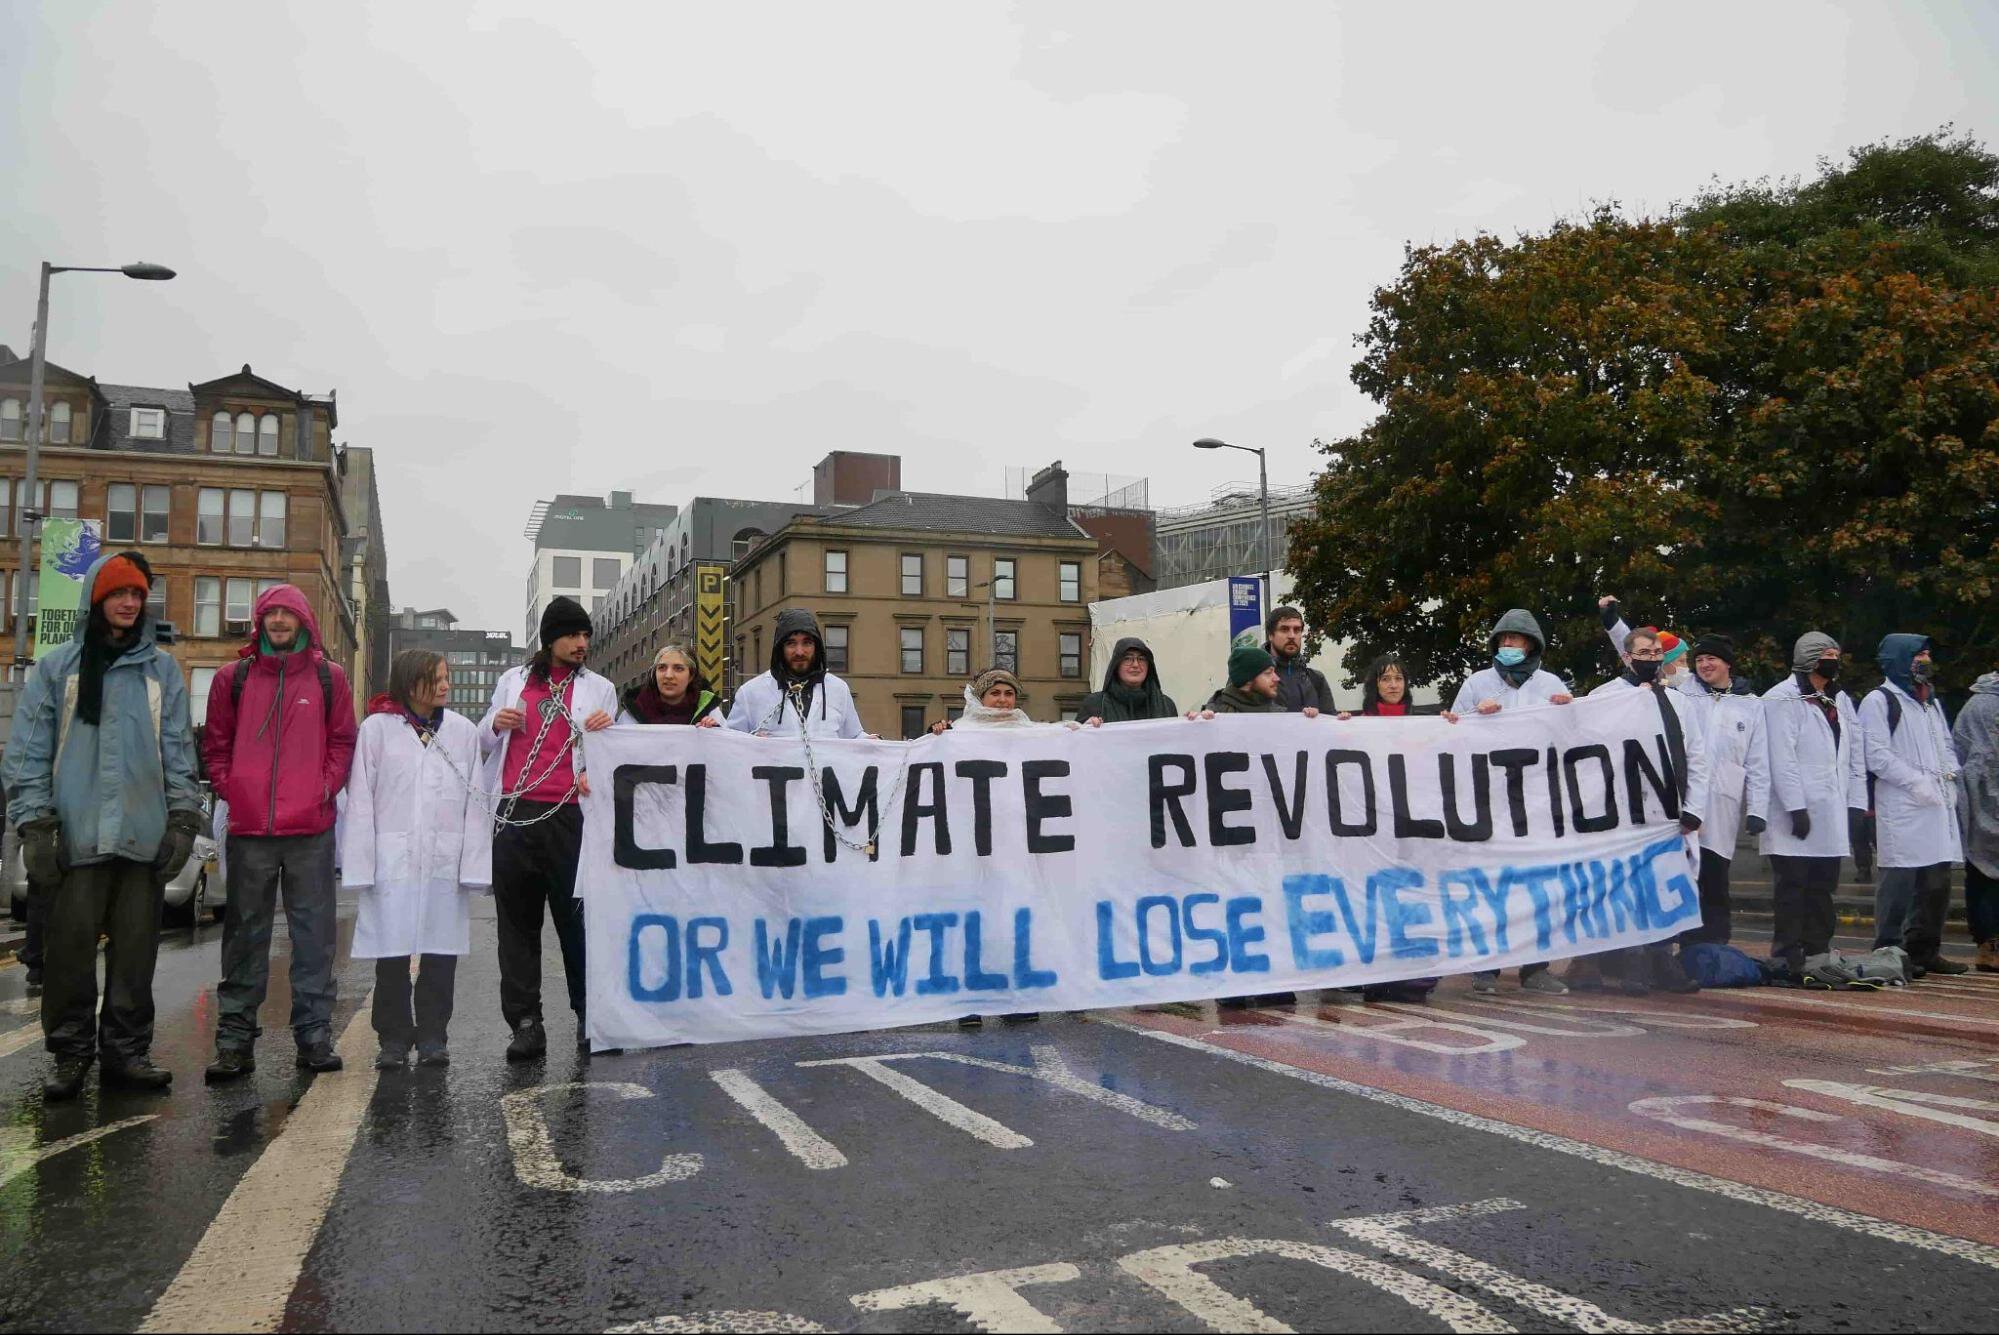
[580,689,1699,1049]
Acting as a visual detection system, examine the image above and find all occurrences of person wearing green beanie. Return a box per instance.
[1195,643,1288,715]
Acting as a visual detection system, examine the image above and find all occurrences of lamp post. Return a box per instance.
[1192,436,1272,611]
[13,260,176,668]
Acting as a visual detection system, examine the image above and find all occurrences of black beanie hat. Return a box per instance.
[1691,634,1736,667]
[539,595,592,648]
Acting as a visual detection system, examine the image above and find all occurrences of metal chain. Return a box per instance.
[780,682,913,857]
[491,670,584,829]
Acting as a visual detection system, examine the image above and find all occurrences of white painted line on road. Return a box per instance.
[1697,991,1999,1028]
[1782,1079,1999,1136]
[502,1081,704,1193]
[1866,1058,1999,1083]
[1390,1000,1643,1038]
[1117,1235,1514,1334]
[0,1115,158,1189]
[1469,996,1758,1030]
[798,1055,1032,1149]
[872,1046,1197,1131]
[852,1262,1081,1333]
[709,1068,848,1170]
[1272,1007,1524,1055]
[1,996,37,1016]
[141,999,379,1334]
[0,1020,41,1060]
[608,1312,828,1333]
[1629,1095,1999,1199]
[1102,1018,1999,1271]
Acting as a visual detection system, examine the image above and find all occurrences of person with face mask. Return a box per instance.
[1759,633,1869,980]
[1079,638,1179,724]
[1675,635,1769,947]
[1451,610,1572,994]
[723,608,865,739]
[1862,634,1966,976]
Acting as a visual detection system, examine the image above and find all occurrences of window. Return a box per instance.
[45,480,77,520]
[130,407,165,440]
[258,413,279,456]
[552,556,581,588]
[1060,632,1082,678]
[947,627,969,677]
[225,578,254,629]
[107,483,137,542]
[994,630,1018,673]
[146,578,167,624]
[211,411,231,453]
[194,579,222,636]
[824,549,848,594]
[197,488,224,544]
[900,627,923,674]
[0,399,19,441]
[7,570,39,620]
[234,412,256,455]
[993,558,1016,601]
[945,705,963,724]
[256,577,282,599]
[47,401,71,443]
[259,491,287,548]
[141,485,169,542]
[901,705,928,740]
[947,555,968,599]
[900,553,923,596]
[592,558,621,590]
[1059,561,1081,603]
[190,667,217,726]
[226,489,255,546]
[823,624,849,674]
[0,478,10,536]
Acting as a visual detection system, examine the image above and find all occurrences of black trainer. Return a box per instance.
[204,1050,256,1083]
[100,1057,173,1092]
[415,1044,450,1068]
[506,1018,547,1063]
[297,1040,344,1073]
[43,1056,92,1102]
[1922,955,1971,976]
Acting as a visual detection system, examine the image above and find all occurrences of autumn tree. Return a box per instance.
[1289,130,1999,694]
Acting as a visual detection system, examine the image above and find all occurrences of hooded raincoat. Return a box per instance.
[723,608,864,738]
[1675,675,1770,856]
[342,700,493,958]
[2,553,200,865]
[1759,673,1866,859]
[1861,635,1962,868]
[1953,673,1999,879]
[1076,637,1179,722]
[1450,610,1569,713]
[201,584,357,838]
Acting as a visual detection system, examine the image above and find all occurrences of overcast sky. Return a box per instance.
[4,2,1995,633]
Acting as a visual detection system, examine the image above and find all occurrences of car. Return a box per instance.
[4,802,224,927]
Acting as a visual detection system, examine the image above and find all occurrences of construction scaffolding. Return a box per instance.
[1153,479,1317,592]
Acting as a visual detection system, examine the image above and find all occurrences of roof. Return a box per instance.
[810,491,1090,540]
[98,383,198,453]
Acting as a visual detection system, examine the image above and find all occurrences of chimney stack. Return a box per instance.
[1026,461,1069,517]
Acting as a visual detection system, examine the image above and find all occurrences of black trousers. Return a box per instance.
[43,858,161,1061]
[493,802,586,1028]
[1679,848,1734,947]
[1769,854,1841,968]
[372,955,458,1050]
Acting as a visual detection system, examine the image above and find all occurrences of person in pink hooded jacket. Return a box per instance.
[199,584,358,1081]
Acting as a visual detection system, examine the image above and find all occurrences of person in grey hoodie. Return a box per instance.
[1952,668,1999,972]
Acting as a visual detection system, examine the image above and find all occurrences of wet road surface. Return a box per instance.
[1,900,1994,1333]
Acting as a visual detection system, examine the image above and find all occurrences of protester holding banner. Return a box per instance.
[1675,636,1768,947]
[3,552,201,1100]
[344,650,493,1069]
[481,596,617,1060]
[1338,653,1459,722]
[1863,634,1966,976]
[724,608,865,739]
[1759,632,1868,979]
[1452,608,1572,995]
[619,643,722,727]
[202,584,358,1081]
[1198,644,1303,716]
[1078,638,1178,724]
[1266,606,1334,714]
[949,667,1070,731]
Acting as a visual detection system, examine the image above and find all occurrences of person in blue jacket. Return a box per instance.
[2,551,201,1100]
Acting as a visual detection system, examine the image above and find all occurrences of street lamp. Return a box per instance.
[13,260,177,668]
[1192,437,1273,610]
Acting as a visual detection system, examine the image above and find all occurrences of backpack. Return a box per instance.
[1681,943,1765,988]
[230,656,335,723]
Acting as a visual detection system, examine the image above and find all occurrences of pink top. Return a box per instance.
[501,668,581,804]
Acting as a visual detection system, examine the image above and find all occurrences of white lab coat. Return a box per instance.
[342,711,493,959]
[1759,675,1867,859]
[1586,676,1711,827]
[723,671,865,739]
[1859,681,1963,868]
[1674,678,1770,857]
[1451,667,1570,714]
[476,664,620,790]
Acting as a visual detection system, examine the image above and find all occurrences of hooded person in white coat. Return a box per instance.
[1760,632,1868,977]
[1862,633,1966,975]
[1674,635,1770,947]
[344,650,493,1068]
[725,608,865,740]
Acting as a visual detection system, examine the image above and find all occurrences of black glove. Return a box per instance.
[1789,809,1811,840]
[1599,599,1621,631]
[18,816,62,886]
[1679,813,1702,834]
[155,809,202,882]
[1746,814,1767,836]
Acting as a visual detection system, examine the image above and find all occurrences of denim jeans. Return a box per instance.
[216,829,338,1051]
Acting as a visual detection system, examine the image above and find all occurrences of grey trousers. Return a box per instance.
[216,829,338,1051]
[1874,862,1953,962]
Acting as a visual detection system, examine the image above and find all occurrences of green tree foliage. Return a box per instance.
[1290,130,1999,694]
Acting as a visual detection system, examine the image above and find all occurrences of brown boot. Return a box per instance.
[1978,940,1999,974]
[1563,957,1606,992]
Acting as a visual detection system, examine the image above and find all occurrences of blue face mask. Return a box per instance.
[1495,646,1527,667]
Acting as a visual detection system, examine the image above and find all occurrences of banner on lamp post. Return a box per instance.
[33,517,102,658]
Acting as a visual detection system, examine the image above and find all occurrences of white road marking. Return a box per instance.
[1628,1095,1999,1199]
[1697,991,1999,1028]
[1210,1176,1232,1188]
[607,1313,828,1333]
[1469,996,1758,1030]
[1269,1007,1525,1055]
[1103,1018,1999,1270]
[141,1002,379,1333]
[1782,1079,1999,1136]
[0,1020,41,1060]
[1117,1235,1515,1333]
[0,1115,158,1189]
[1,996,38,1016]
[851,1262,1081,1333]
[502,1081,704,1192]
[863,1045,1196,1130]
[1392,1000,1644,1038]
[797,1055,1032,1149]
[1866,1058,1999,1083]
[708,1068,848,1170]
